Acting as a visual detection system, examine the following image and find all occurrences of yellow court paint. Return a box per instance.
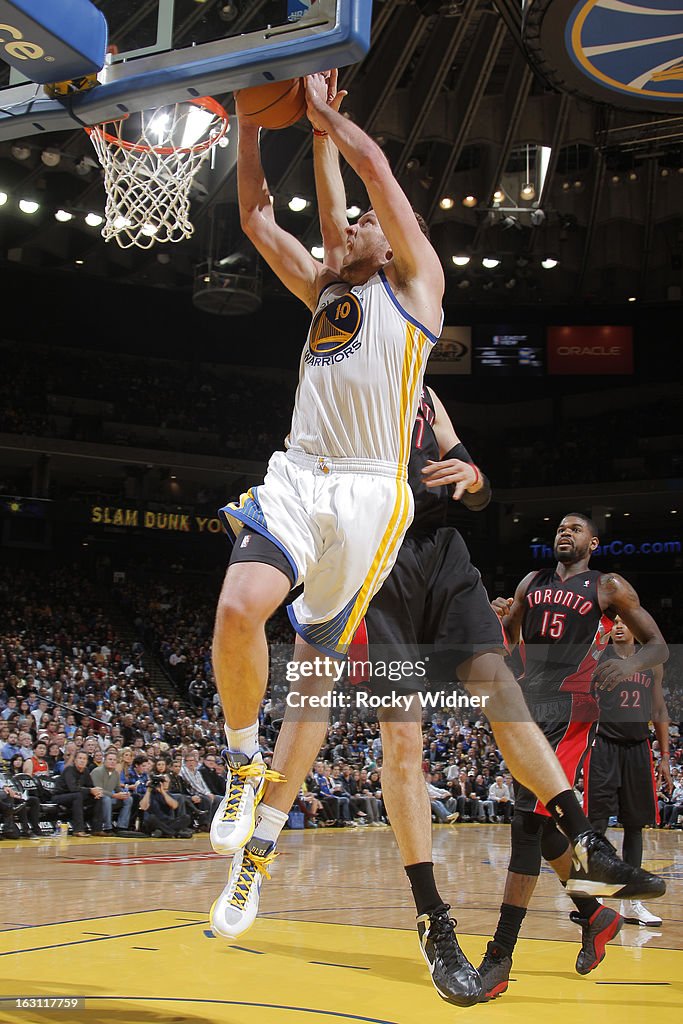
[0,911,681,1024]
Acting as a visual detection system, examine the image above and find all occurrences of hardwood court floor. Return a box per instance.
[0,824,680,1023]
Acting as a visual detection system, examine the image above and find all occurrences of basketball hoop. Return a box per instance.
[85,96,230,249]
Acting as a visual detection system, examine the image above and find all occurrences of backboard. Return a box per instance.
[0,0,371,140]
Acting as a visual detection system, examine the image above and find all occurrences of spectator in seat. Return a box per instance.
[488,774,513,823]
[426,774,460,823]
[180,751,221,815]
[90,749,132,833]
[51,750,103,836]
[23,740,50,777]
[199,754,225,797]
[473,773,495,822]
[169,755,210,830]
[311,762,352,825]
[46,742,64,773]
[139,774,193,838]
[1,731,21,764]
[17,732,33,761]
[1,758,42,838]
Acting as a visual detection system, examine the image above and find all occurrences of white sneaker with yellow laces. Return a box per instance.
[210,751,285,856]
[210,837,277,939]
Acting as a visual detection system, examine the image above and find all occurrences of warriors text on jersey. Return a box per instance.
[287,270,439,466]
[519,568,614,703]
[596,648,654,742]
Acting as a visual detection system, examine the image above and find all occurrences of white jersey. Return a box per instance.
[287,269,440,467]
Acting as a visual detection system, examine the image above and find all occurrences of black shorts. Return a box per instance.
[514,698,597,816]
[358,527,506,691]
[584,734,659,828]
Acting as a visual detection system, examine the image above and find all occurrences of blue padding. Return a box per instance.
[0,0,107,84]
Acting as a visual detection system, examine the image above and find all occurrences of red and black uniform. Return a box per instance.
[584,649,659,828]
[513,568,614,816]
[357,389,505,687]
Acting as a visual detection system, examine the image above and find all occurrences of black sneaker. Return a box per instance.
[567,831,666,900]
[477,941,512,1001]
[416,905,481,1007]
[570,906,623,975]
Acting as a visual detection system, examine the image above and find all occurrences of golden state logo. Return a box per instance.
[567,0,683,104]
[305,291,363,366]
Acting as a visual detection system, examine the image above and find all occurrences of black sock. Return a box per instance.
[622,827,643,869]
[492,903,527,957]
[571,895,601,919]
[545,790,591,844]
[405,862,445,917]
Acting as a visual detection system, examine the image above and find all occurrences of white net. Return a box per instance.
[86,98,229,250]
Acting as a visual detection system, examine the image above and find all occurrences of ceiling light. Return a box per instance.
[346,205,361,218]
[288,196,308,212]
[451,255,470,267]
[19,199,39,214]
[311,245,324,259]
[482,280,494,291]
[659,167,669,178]
[11,142,31,161]
[457,278,471,289]
[610,173,621,185]
[141,223,158,236]
[628,296,637,302]
[75,259,84,265]
[149,112,171,138]
[671,509,678,514]
[0,192,7,206]
[530,208,546,226]
[624,512,630,516]
[492,189,505,204]
[605,512,612,518]
[573,179,584,190]
[513,516,520,523]
[462,194,478,208]
[504,277,517,289]
[628,170,638,182]
[55,209,73,222]
[85,212,103,227]
[114,215,131,230]
[74,158,92,176]
[40,147,61,168]
[501,214,520,230]
[541,257,558,269]
[561,180,571,191]
[482,257,500,269]
[520,182,535,201]
[543,517,550,522]
[439,197,455,210]
[218,1,239,20]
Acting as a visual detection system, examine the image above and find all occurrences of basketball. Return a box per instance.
[235,78,307,130]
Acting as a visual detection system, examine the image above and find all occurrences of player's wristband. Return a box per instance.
[444,443,492,510]
[313,128,329,138]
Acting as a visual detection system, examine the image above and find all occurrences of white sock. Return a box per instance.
[224,721,260,759]
[253,803,289,846]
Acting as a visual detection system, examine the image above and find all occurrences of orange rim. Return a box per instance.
[84,96,229,155]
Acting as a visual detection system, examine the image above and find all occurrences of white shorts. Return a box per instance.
[219,449,413,657]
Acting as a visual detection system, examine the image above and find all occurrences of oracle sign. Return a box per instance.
[547,326,633,374]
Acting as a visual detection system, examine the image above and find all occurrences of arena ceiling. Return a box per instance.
[0,0,682,307]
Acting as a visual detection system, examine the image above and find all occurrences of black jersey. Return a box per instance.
[519,567,613,704]
[407,389,449,535]
[596,647,654,743]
